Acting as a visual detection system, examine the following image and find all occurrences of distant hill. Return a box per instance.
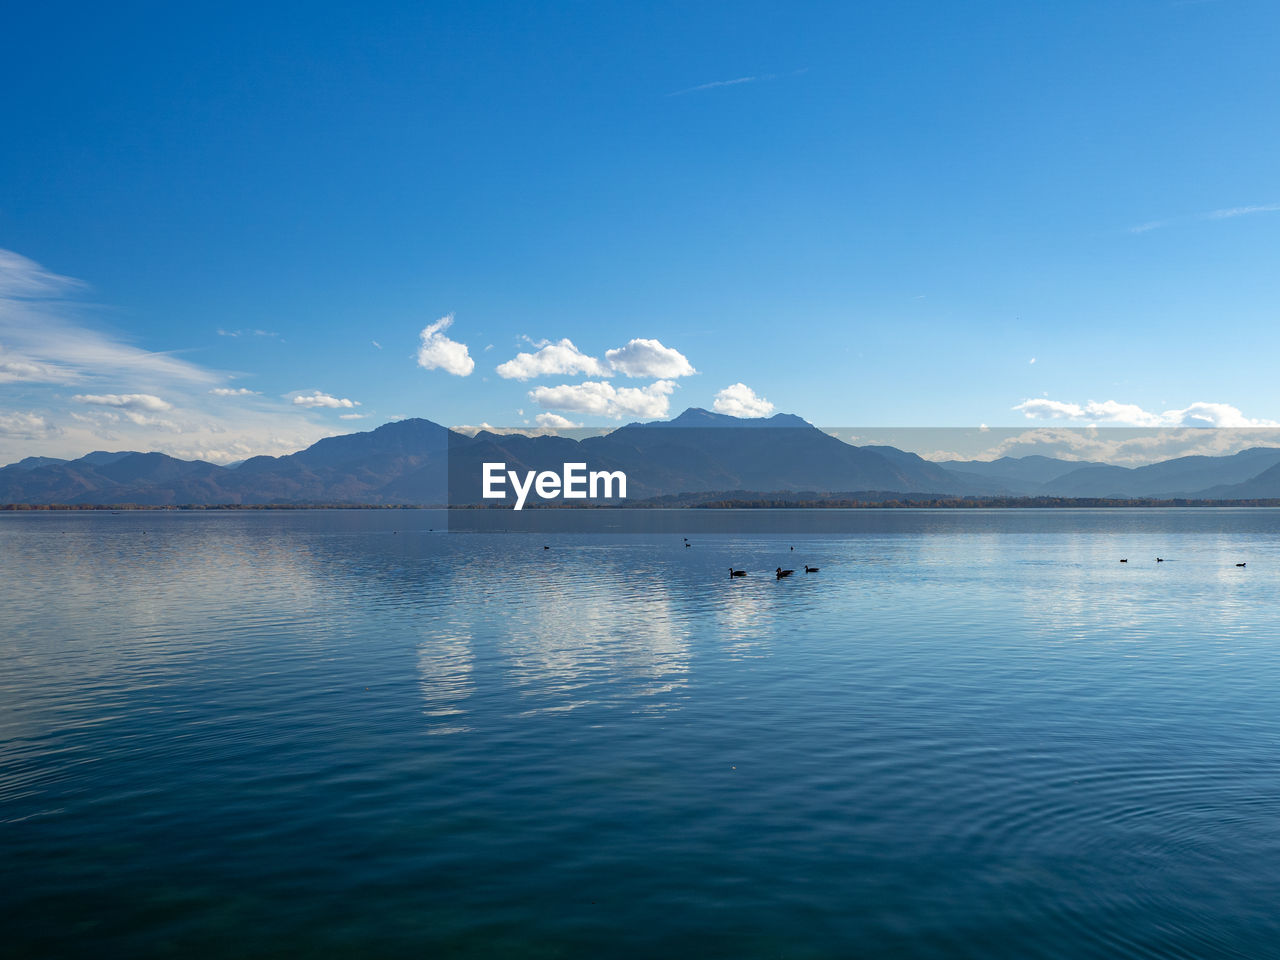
[4,411,1280,506]
[1040,447,1280,498]
[1198,460,1280,499]
[938,455,1110,492]
[5,456,68,471]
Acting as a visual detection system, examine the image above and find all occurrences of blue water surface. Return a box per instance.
[3,509,1280,958]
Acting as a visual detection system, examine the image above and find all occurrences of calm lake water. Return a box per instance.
[3,509,1280,958]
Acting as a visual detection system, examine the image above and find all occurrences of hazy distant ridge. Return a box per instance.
[4,409,1280,505]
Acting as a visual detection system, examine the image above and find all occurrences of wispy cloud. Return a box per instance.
[1,249,219,387]
[1205,202,1280,220]
[0,348,77,384]
[1129,219,1176,234]
[669,75,763,96]
[218,328,280,339]
[926,425,1280,468]
[669,67,807,97]
[1130,202,1280,233]
[0,249,83,299]
[1,252,348,463]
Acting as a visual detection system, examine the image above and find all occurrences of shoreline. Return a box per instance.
[7,497,1280,511]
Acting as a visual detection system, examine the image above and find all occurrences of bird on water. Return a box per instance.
[776,567,794,579]
[805,565,819,573]
[729,568,747,578]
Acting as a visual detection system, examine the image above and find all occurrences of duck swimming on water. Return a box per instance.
[776,567,794,579]
[729,568,747,578]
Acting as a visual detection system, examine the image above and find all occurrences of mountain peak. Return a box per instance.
[641,407,814,429]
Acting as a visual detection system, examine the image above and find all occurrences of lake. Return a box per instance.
[3,509,1280,958]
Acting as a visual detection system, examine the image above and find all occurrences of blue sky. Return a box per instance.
[2,0,1279,464]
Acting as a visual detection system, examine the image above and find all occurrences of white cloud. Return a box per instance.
[534,412,582,429]
[450,422,565,438]
[604,338,696,378]
[371,340,382,350]
[1080,400,1165,426]
[0,347,77,384]
[1167,402,1280,428]
[417,313,474,376]
[529,379,676,419]
[73,393,173,412]
[0,411,53,439]
[1014,397,1279,428]
[1013,398,1084,420]
[713,382,774,418]
[496,336,695,380]
[338,413,367,420]
[496,338,607,380]
[290,391,361,409]
[210,387,258,397]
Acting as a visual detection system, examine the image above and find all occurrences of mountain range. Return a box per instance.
[4,408,1280,505]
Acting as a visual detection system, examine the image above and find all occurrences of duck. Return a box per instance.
[729,568,747,578]
[1119,559,1128,563]
[776,567,794,579]
[804,565,819,573]
[1236,562,1247,567]
[1156,557,1164,562]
